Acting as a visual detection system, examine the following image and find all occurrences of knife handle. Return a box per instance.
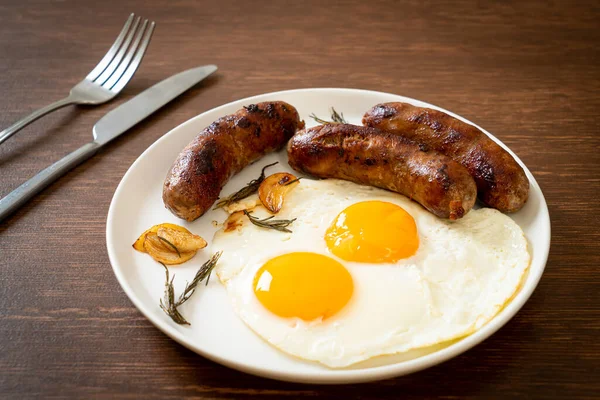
[0,141,100,222]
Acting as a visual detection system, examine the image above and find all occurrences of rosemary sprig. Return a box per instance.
[213,162,278,209]
[308,113,331,125]
[243,210,296,233]
[159,264,188,324]
[284,177,302,186]
[157,236,180,258]
[159,252,223,325]
[330,107,348,123]
[309,107,348,125]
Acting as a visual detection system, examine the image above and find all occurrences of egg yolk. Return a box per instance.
[253,252,353,321]
[325,201,419,263]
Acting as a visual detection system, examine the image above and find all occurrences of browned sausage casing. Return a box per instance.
[287,124,477,219]
[363,103,529,212]
[163,101,305,221]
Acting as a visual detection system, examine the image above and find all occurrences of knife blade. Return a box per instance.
[94,64,217,144]
[0,65,217,222]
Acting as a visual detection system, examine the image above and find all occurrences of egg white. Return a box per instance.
[213,178,530,368]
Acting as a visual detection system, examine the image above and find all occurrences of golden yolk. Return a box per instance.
[325,201,419,263]
[253,252,353,321]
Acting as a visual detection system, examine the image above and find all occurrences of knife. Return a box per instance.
[0,65,217,222]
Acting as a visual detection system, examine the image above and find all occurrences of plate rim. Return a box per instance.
[106,87,551,384]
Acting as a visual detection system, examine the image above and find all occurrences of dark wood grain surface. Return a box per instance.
[1,0,598,398]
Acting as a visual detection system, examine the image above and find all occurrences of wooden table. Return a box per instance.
[1,0,598,398]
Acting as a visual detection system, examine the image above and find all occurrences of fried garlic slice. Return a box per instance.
[156,227,207,253]
[132,223,191,252]
[223,211,246,233]
[143,232,197,265]
[258,173,300,214]
[133,223,206,266]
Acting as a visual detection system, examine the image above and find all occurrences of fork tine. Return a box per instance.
[102,19,148,90]
[86,13,135,81]
[110,21,155,93]
[95,16,141,85]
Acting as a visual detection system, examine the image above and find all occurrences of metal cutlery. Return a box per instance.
[0,65,218,221]
[0,13,155,146]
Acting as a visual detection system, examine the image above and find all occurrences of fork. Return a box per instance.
[0,13,155,146]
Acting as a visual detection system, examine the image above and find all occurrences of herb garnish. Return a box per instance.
[213,162,278,209]
[159,252,222,325]
[330,107,348,123]
[157,236,180,258]
[309,107,348,125]
[284,177,302,186]
[243,210,296,233]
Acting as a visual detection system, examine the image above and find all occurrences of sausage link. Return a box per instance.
[287,124,477,219]
[363,102,529,212]
[163,101,305,221]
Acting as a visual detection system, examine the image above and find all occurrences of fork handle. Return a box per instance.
[0,96,75,146]
[0,141,100,221]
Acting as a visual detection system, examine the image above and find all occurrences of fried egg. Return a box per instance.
[213,178,529,368]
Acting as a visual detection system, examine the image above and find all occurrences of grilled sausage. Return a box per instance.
[363,103,529,212]
[287,124,477,219]
[163,101,305,221]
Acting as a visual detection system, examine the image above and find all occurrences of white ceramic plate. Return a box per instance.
[106,88,550,384]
